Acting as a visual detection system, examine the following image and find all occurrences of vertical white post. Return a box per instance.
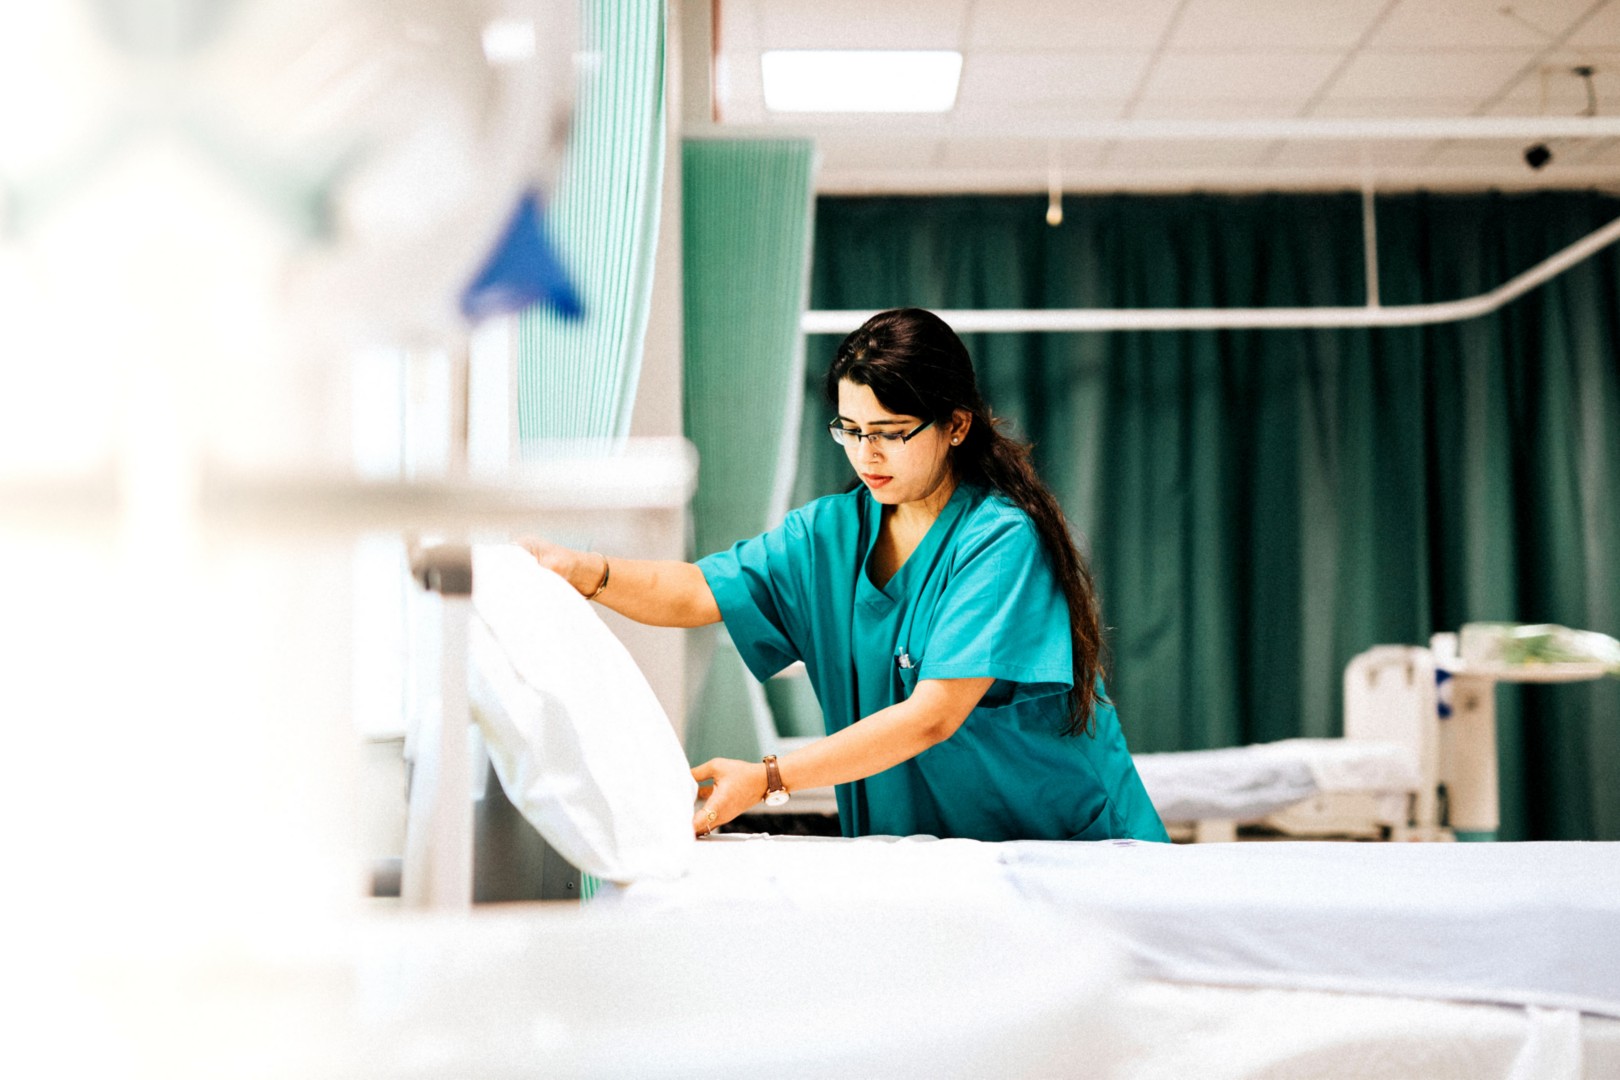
[1441,674,1501,836]
[402,588,474,909]
[468,315,518,477]
[1361,181,1381,310]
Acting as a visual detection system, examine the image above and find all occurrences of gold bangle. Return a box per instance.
[584,552,610,600]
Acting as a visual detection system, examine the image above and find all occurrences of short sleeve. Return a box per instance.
[916,512,1073,707]
[696,511,812,682]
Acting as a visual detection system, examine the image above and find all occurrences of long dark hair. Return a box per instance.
[826,308,1106,736]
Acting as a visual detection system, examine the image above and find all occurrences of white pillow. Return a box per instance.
[468,545,696,883]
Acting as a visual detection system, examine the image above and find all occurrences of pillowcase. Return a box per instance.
[468,545,696,883]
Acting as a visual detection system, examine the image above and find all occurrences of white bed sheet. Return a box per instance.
[1134,738,1421,823]
[31,903,1124,1080]
[1114,980,1620,1080]
[598,835,1620,1020]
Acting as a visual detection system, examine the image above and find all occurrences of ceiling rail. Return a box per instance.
[801,212,1620,335]
[700,116,1620,143]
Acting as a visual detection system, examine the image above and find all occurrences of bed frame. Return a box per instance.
[1166,636,1607,843]
[1164,644,1473,843]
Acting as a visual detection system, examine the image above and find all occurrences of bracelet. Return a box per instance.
[584,552,610,600]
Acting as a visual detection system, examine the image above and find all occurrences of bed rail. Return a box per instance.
[402,543,475,909]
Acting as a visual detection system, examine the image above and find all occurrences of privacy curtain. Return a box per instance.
[797,191,1620,842]
[680,138,817,766]
[516,0,665,445]
[485,0,665,900]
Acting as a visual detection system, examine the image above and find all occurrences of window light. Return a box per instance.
[761,50,962,113]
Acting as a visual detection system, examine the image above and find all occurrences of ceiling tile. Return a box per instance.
[1138,49,1345,105]
[1489,60,1620,113]
[1057,141,1113,170]
[1324,49,1540,100]
[1499,137,1609,170]
[951,97,1129,124]
[1425,139,1552,167]
[965,0,1184,51]
[1367,0,1587,49]
[1130,97,1327,119]
[714,0,1620,194]
[1567,2,1620,48]
[1170,0,1390,49]
[937,137,1106,169]
[1308,96,1482,117]
[757,0,971,50]
[1104,139,1272,169]
[816,137,947,171]
[1565,137,1620,164]
[1263,139,1438,168]
[956,51,1150,111]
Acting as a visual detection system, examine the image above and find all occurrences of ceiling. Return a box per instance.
[702,0,1620,193]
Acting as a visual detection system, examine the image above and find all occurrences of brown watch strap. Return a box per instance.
[763,754,785,798]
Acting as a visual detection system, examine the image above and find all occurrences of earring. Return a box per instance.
[951,438,960,445]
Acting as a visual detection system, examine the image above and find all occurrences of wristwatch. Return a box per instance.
[763,755,790,807]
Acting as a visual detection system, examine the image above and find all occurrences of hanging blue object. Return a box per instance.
[461,189,584,321]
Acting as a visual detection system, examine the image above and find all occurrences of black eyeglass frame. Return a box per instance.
[827,418,936,448]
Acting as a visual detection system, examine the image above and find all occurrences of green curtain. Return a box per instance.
[517,0,665,446]
[680,139,817,765]
[486,0,665,899]
[683,139,817,555]
[797,191,1620,842]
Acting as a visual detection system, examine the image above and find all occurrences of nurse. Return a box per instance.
[524,308,1167,843]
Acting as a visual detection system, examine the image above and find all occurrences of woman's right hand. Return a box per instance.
[517,538,602,597]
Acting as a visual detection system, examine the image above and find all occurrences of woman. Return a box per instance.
[525,308,1167,843]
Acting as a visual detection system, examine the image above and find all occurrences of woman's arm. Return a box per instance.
[519,540,721,628]
[690,676,995,834]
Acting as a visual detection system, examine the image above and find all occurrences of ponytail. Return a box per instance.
[956,419,1105,736]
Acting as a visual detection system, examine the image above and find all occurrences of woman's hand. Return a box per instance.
[690,758,767,836]
[517,538,604,597]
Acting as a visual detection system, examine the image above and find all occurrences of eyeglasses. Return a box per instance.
[828,418,935,449]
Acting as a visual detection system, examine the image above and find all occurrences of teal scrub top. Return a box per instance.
[697,483,1169,843]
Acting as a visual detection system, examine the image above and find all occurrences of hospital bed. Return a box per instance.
[1134,645,1440,843]
[595,834,1620,1079]
[1134,637,1614,844]
[384,549,1620,1078]
[72,838,1620,1080]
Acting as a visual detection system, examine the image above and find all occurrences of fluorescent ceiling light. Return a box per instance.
[761,50,962,113]
[482,19,536,64]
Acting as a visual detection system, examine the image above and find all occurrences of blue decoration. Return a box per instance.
[461,190,583,321]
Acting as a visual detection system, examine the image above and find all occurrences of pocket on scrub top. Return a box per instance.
[896,662,920,699]
[894,646,921,698]
[1066,798,1115,842]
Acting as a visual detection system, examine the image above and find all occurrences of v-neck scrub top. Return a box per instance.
[697,484,1169,843]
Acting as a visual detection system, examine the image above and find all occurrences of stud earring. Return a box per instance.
[951,438,960,445]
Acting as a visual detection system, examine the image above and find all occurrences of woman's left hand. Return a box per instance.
[690,758,767,836]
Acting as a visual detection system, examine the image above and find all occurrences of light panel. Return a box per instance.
[761,50,963,113]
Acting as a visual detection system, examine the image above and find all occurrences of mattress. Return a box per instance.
[1133,738,1422,823]
[598,834,1620,1019]
[1114,980,1620,1080]
[30,902,1123,1079]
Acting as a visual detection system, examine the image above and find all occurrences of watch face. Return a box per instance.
[765,789,791,807]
